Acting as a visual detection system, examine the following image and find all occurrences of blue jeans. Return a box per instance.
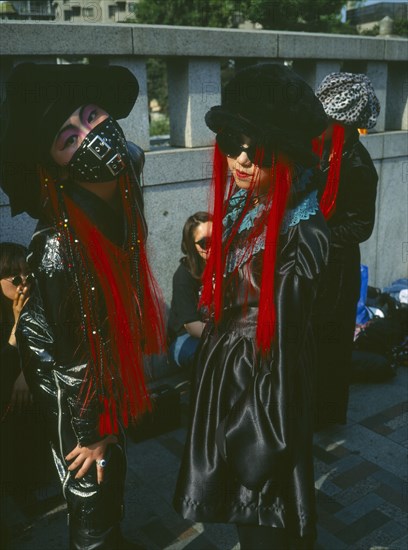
[169,333,200,369]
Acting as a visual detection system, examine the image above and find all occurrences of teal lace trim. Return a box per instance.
[224,190,319,273]
[281,189,319,234]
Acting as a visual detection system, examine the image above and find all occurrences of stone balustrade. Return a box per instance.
[1,22,407,299]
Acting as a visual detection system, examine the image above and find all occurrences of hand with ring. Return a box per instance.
[65,434,118,484]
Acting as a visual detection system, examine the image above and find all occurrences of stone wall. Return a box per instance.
[1,22,407,299]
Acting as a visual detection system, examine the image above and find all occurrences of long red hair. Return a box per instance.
[200,143,292,353]
[315,124,345,219]
[38,167,165,435]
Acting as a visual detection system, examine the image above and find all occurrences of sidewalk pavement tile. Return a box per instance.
[334,492,387,524]
[7,365,408,550]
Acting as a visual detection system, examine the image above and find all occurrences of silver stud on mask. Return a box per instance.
[68,117,130,183]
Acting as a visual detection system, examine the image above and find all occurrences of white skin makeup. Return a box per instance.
[49,104,119,205]
[50,104,109,167]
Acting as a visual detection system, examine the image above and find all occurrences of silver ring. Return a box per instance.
[96,459,107,468]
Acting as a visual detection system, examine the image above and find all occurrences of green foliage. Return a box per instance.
[393,19,408,38]
[134,0,244,28]
[360,24,380,37]
[150,116,170,136]
[131,0,359,35]
[146,58,168,115]
[246,0,355,33]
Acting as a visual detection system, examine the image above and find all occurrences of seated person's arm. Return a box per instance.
[184,320,205,338]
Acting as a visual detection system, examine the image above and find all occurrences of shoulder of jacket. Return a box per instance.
[127,142,145,175]
[349,143,378,186]
[28,223,65,276]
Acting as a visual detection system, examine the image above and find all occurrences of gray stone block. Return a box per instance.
[366,62,388,132]
[385,64,408,131]
[143,179,210,304]
[278,32,384,61]
[0,22,133,56]
[361,133,384,160]
[113,57,150,151]
[383,130,408,158]
[0,205,37,246]
[144,148,213,187]
[385,37,408,62]
[131,25,278,58]
[315,61,342,90]
[168,60,220,148]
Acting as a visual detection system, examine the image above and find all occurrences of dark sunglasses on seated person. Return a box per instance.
[195,237,211,250]
[4,273,34,287]
[216,132,273,167]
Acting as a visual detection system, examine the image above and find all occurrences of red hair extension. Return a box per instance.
[256,157,292,354]
[201,144,292,352]
[38,168,165,434]
[63,194,151,427]
[312,131,325,159]
[200,143,228,321]
[119,173,165,355]
[319,124,345,219]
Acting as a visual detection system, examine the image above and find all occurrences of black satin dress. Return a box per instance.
[174,184,329,541]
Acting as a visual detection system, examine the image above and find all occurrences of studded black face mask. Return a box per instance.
[68,117,130,182]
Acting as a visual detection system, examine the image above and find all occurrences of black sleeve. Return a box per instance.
[330,163,378,247]
[168,265,201,336]
[0,339,21,412]
[328,142,378,247]
[27,230,102,446]
[216,213,329,490]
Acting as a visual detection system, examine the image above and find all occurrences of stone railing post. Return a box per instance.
[167,59,221,148]
[385,64,408,131]
[366,62,388,132]
[292,60,342,91]
[314,61,342,90]
[112,57,150,151]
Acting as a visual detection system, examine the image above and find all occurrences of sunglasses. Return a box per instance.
[195,237,211,251]
[216,132,273,167]
[3,273,34,287]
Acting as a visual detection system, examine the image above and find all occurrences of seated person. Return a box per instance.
[0,242,54,544]
[167,212,212,368]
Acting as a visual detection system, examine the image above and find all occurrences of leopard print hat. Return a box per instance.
[316,72,380,129]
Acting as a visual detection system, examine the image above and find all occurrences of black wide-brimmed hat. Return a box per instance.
[0,63,139,217]
[205,63,328,165]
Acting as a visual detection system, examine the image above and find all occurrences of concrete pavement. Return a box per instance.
[5,366,407,550]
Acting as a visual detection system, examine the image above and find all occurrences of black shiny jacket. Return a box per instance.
[324,130,378,247]
[16,143,145,450]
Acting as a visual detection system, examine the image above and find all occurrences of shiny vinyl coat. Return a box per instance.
[16,144,145,548]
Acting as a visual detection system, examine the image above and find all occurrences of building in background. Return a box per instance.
[346,1,407,32]
[0,1,140,22]
[53,0,138,23]
[0,0,54,20]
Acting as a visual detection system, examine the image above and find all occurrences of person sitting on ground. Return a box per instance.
[0,242,54,547]
[167,212,212,369]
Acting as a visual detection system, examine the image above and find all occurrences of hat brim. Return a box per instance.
[0,63,139,217]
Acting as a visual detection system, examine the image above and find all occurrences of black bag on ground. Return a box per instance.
[351,350,395,383]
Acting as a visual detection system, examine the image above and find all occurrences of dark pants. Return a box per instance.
[52,440,126,550]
